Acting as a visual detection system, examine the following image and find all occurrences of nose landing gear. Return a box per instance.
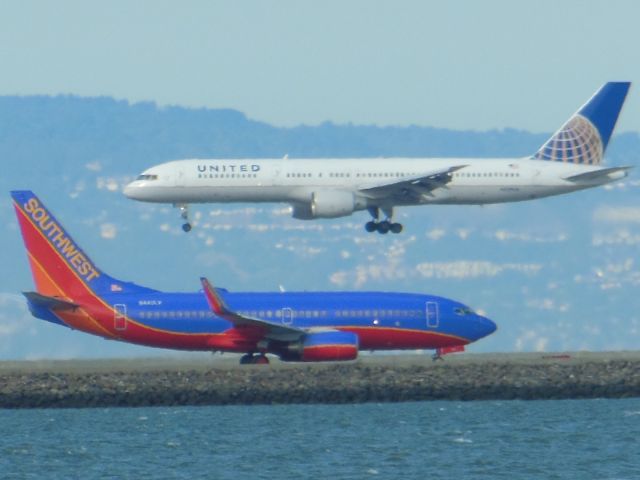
[365,207,403,234]
[177,204,192,232]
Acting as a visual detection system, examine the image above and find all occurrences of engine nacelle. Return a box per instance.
[302,331,359,362]
[291,190,360,219]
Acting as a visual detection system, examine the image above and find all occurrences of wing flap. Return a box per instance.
[200,277,305,342]
[359,165,467,200]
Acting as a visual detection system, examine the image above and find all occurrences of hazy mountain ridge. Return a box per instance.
[5,94,639,172]
[1,94,639,359]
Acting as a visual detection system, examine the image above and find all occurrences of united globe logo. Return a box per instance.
[533,114,603,165]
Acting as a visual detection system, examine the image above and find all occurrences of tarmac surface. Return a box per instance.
[1,352,639,408]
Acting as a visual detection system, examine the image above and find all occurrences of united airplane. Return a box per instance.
[124,82,632,233]
[11,190,496,363]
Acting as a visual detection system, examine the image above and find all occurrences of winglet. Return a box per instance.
[200,277,230,315]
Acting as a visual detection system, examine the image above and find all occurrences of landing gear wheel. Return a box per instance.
[377,221,391,234]
[240,354,254,365]
[239,353,270,365]
[365,207,403,234]
[253,355,270,365]
[177,204,192,233]
[365,221,377,233]
[390,223,403,234]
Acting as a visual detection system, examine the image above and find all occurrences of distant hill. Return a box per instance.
[3,94,638,177]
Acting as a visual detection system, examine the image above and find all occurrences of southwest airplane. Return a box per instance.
[11,190,496,363]
[124,82,631,233]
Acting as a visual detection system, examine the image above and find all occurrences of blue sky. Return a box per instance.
[1,0,639,132]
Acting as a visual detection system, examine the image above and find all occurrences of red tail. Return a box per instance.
[11,190,105,298]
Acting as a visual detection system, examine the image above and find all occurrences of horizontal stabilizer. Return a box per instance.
[23,291,79,311]
[564,166,631,183]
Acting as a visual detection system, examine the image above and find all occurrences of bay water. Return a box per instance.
[1,399,639,479]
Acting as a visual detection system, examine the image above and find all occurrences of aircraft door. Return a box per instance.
[114,304,127,331]
[281,307,293,325]
[426,302,439,328]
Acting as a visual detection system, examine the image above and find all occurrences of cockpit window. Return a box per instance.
[454,306,475,316]
[136,174,158,181]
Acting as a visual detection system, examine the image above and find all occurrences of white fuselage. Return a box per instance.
[124,157,624,209]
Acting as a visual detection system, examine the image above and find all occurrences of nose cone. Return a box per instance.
[475,315,497,340]
[123,182,137,199]
[123,181,150,201]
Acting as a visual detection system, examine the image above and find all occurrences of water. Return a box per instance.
[1,399,639,479]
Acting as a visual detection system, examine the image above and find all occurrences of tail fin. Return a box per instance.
[11,190,154,298]
[532,82,630,165]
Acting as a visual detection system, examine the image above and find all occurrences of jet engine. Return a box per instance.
[278,331,359,362]
[292,190,361,219]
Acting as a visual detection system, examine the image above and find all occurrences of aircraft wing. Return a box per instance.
[23,291,79,311]
[358,165,467,201]
[564,166,631,183]
[200,277,305,342]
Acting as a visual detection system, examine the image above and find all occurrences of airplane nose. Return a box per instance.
[123,182,139,199]
[476,315,497,339]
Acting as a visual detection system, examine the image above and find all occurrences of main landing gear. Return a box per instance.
[239,353,270,365]
[364,207,403,234]
[176,204,192,232]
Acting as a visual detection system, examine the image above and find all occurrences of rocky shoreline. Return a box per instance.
[1,352,639,408]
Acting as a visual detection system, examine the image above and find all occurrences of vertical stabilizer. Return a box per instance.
[10,190,147,298]
[532,82,630,165]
